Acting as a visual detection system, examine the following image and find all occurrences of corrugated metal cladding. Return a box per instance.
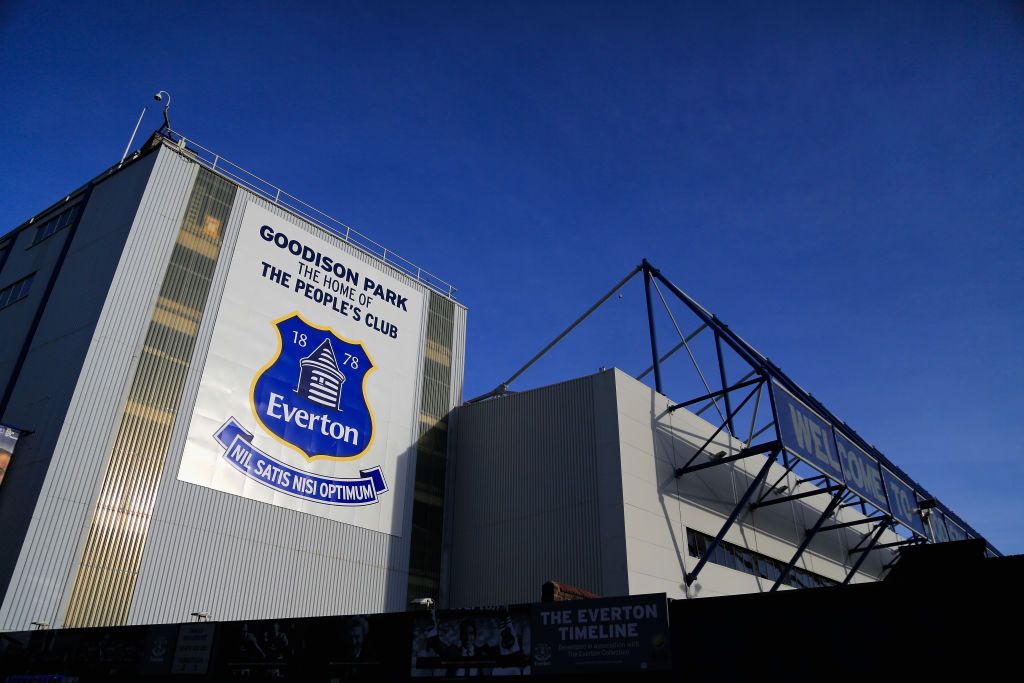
[446,373,624,608]
[63,169,237,628]
[0,149,198,631]
[406,293,457,602]
[125,146,467,626]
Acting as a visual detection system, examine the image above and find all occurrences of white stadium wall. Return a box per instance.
[0,140,466,631]
[446,369,900,607]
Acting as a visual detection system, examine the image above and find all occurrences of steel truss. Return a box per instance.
[468,259,997,589]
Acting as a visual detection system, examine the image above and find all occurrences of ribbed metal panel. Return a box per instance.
[447,374,613,607]
[0,141,468,630]
[406,293,458,601]
[0,149,197,631]
[63,169,236,628]
[436,302,466,607]
[126,172,466,625]
[449,305,467,410]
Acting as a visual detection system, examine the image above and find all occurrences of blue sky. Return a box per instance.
[2,1,1021,552]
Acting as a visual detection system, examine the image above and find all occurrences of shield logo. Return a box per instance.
[251,313,375,460]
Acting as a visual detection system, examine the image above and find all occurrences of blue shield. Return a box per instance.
[251,314,375,460]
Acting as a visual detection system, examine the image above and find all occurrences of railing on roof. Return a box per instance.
[161,129,457,299]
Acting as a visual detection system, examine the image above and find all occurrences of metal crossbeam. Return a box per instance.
[636,323,707,380]
[818,516,888,533]
[694,372,757,417]
[844,520,891,584]
[671,377,764,410]
[770,489,846,592]
[674,440,779,477]
[714,333,735,434]
[757,453,797,505]
[673,382,764,472]
[849,537,922,554]
[642,262,663,394]
[750,484,844,510]
[684,452,779,586]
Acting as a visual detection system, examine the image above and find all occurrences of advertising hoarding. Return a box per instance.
[531,594,670,674]
[178,202,424,536]
[411,606,532,677]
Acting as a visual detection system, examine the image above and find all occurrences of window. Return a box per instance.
[31,204,80,245]
[0,273,35,309]
[686,529,838,589]
[0,236,12,264]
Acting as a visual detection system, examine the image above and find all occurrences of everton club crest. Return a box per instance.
[251,313,376,460]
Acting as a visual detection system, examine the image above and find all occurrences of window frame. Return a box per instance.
[0,273,36,310]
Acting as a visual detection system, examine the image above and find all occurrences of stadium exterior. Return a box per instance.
[0,129,996,635]
[0,132,466,631]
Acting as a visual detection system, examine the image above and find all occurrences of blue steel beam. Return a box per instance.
[684,451,779,586]
[844,520,891,584]
[769,489,846,592]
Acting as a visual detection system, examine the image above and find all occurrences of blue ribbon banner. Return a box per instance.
[214,417,388,506]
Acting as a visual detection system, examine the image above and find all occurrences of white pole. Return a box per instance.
[120,106,148,163]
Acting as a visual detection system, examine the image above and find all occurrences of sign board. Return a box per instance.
[178,202,424,536]
[945,518,970,542]
[0,424,20,489]
[171,624,215,675]
[531,594,671,674]
[928,510,950,543]
[833,431,888,513]
[411,606,532,677]
[771,383,844,481]
[881,468,927,537]
[770,382,979,544]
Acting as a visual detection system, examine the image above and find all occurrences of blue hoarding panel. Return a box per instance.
[881,468,927,537]
[834,432,888,514]
[772,384,844,481]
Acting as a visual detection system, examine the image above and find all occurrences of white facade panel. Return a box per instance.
[610,369,900,597]
[128,176,456,624]
[0,149,197,630]
[1,139,467,630]
[448,369,901,610]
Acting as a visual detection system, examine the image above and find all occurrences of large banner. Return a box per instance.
[531,594,671,674]
[411,606,532,677]
[178,202,424,536]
